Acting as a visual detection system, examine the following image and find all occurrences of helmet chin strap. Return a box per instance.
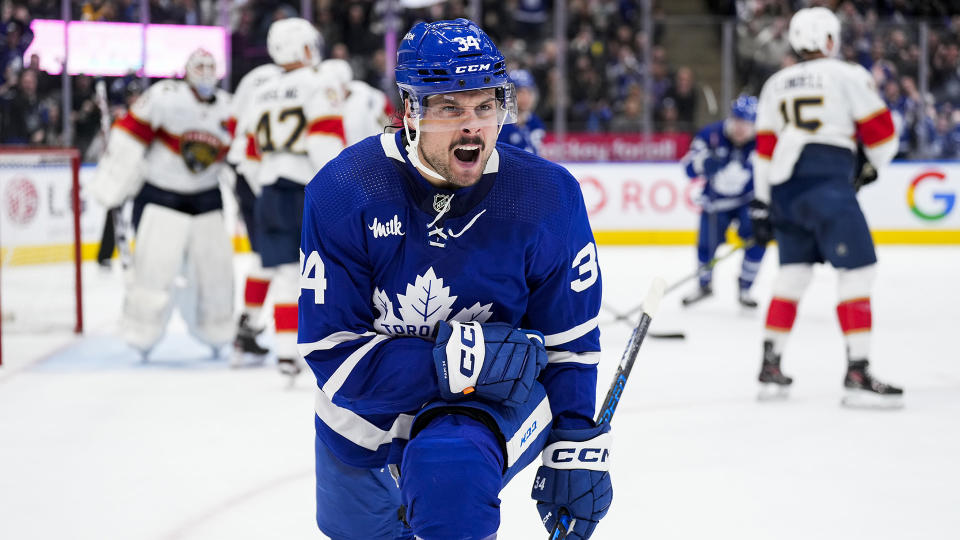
[403,117,450,185]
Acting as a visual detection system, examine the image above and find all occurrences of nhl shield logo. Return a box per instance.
[433,193,452,213]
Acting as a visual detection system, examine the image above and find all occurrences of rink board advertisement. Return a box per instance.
[0,161,958,266]
[563,161,960,245]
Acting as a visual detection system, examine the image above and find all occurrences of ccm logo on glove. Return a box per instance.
[542,433,612,471]
[444,321,486,394]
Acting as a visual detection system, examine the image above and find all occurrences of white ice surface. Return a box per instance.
[1,246,959,540]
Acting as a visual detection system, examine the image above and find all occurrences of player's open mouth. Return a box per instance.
[453,144,481,165]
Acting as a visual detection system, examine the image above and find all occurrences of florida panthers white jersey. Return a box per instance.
[343,80,394,145]
[226,63,283,173]
[241,65,346,186]
[112,79,233,194]
[754,57,897,201]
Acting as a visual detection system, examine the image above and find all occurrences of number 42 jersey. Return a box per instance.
[298,131,603,468]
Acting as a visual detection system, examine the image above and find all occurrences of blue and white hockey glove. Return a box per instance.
[432,320,548,407]
[532,424,613,540]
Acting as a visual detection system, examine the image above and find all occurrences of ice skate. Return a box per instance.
[681,284,713,306]
[232,314,269,368]
[841,360,903,409]
[278,357,303,385]
[738,288,758,309]
[757,340,792,401]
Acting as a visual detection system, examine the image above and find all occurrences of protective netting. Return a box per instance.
[0,149,83,338]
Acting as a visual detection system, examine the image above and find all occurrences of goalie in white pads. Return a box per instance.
[238,18,346,377]
[91,48,235,355]
[750,7,903,407]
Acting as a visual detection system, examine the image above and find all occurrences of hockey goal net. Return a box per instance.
[0,147,83,367]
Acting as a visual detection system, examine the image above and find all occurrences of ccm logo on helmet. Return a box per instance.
[551,447,610,464]
[455,64,491,74]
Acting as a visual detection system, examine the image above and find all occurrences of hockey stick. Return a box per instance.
[549,277,667,540]
[618,239,757,322]
[112,204,134,271]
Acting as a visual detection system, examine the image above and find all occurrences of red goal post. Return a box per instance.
[0,146,84,367]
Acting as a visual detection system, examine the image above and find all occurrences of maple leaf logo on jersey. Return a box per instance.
[372,267,493,338]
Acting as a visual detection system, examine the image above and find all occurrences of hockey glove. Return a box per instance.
[854,162,878,192]
[748,199,774,245]
[433,320,548,407]
[701,155,721,178]
[532,424,613,540]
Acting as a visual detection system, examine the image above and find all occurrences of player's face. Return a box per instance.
[412,89,500,188]
[728,118,755,145]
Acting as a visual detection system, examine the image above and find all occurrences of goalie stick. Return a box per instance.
[549,277,666,540]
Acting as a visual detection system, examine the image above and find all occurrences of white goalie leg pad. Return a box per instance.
[184,210,235,347]
[122,204,191,350]
[272,263,301,361]
[90,129,147,208]
[542,432,612,471]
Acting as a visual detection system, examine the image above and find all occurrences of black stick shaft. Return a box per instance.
[549,279,665,540]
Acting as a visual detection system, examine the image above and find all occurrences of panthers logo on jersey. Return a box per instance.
[180,131,225,173]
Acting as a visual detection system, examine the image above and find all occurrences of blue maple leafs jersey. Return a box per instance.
[299,131,602,468]
[681,120,757,211]
[497,114,546,155]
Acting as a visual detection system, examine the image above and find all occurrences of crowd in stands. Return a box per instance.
[2,0,960,158]
[727,0,960,158]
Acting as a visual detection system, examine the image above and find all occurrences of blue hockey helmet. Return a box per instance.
[509,69,537,90]
[730,95,758,123]
[395,19,517,129]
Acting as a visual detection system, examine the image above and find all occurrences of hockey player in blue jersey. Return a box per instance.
[680,95,767,308]
[299,19,611,540]
[496,69,546,155]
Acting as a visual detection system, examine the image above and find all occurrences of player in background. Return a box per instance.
[299,19,611,540]
[321,58,396,145]
[750,7,903,407]
[90,49,235,356]
[496,68,545,154]
[239,17,345,379]
[225,54,282,366]
[680,95,766,308]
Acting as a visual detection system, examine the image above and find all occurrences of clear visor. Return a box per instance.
[409,85,518,133]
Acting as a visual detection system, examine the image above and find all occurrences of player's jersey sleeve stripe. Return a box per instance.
[298,330,378,357]
[224,116,237,137]
[756,131,777,159]
[543,316,599,347]
[320,334,390,396]
[308,116,347,145]
[546,351,601,365]
[114,112,155,144]
[314,389,414,451]
[245,134,261,161]
[156,128,180,154]
[856,108,896,148]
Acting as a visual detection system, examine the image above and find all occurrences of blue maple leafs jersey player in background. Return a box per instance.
[496,69,546,155]
[299,19,612,540]
[680,95,767,308]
